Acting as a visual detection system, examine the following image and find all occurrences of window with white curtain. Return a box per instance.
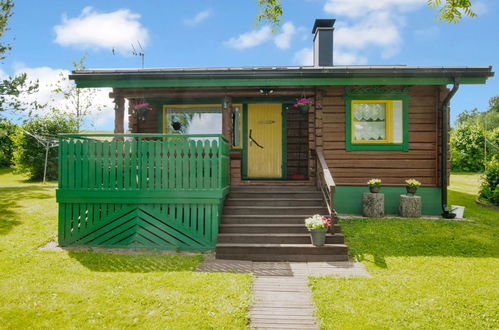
[351,100,403,144]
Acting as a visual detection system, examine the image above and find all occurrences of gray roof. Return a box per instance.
[71,65,493,80]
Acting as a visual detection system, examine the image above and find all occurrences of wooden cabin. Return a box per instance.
[58,19,493,260]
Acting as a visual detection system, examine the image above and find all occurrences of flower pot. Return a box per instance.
[369,186,380,193]
[297,104,309,114]
[406,186,417,195]
[309,228,328,247]
[138,109,149,121]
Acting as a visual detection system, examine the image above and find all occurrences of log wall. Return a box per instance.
[286,107,309,178]
[321,85,444,186]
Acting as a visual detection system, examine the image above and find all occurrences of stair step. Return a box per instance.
[219,220,342,232]
[220,223,311,234]
[230,186,318,192]
[223,206,329,215]
[221,215,338,226]
[216,243,349,256]
[216,254,350,262]
[217,233,344,244]
[229,192,322,199]
[225,198,324,207]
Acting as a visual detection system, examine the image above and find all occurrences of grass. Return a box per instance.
[310,173,499,329]
[0,168,252,329]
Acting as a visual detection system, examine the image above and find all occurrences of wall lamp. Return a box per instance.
[259,88,274,96]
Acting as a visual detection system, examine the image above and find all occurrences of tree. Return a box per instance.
[427,0,476,23]
[454,96,499,130]
[12,112,78,181]
[0,117,17,167]
[255,0,476,30]
[0,0,41,119]
[256,0,282,31]
[51,56,103,131]
[0,0,13,61]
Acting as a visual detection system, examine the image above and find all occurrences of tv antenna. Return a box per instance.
[131,41,145,68]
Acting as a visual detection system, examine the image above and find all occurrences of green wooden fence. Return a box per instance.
[56,134,230,252]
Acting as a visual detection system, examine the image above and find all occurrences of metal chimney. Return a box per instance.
[312,19,335,67]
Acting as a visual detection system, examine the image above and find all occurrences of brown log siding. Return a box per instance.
[125,85,447,187]
[321,85,444,186]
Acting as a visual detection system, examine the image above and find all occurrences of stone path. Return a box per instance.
[197,260,371,329]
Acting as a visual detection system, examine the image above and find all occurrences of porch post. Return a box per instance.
[222,96,233,144]
[114,95,125,133]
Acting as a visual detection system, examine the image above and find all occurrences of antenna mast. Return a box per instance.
[131,42,145,68]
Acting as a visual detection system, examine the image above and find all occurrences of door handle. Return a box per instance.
[249,129,264,149]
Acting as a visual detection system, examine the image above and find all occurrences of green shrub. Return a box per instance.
[0,119,18,167]
[451,124,499,172]
[479,159,499,206]
[12,113,78,181]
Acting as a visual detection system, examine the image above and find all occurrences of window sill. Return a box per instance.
[347,143,408,151]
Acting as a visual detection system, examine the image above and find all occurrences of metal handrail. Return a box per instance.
[315,147,337,219]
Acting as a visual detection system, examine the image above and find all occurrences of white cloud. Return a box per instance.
[226,22,302,50]
[13,66,115,130]
[54,7,149,54]
[293,47,367,66]
[293,48,313,66]
[225,26,273,49]
[274,22,296,49]
[324,0,425,18]
[318,0,428,62]
[334,50,368,65]
[184,9,212,26]
[335,12,401,50]
[471,1,488,15]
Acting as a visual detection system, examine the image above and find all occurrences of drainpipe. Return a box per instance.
[441,77,459,219]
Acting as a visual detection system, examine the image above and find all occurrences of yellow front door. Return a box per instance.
[247,104,282,178]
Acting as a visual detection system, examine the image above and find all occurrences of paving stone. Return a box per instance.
[196,260,371,329]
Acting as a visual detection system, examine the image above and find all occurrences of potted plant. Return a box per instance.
[304,214,331,247]
[293,98,312,114]
[367,178,382,193]
[131,103,153,121]
[405,179,421,195]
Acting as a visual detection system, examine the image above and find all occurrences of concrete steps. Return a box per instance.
[216,186,349,262]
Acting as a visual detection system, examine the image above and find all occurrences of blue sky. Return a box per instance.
[2,0,497,129]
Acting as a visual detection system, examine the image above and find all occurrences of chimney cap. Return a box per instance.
[312,19,335,34]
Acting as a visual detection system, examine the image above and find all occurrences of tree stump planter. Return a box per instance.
[399,195,422,218]
[362,193,384,217]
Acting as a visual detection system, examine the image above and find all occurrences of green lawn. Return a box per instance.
[0,168,251,329]
[310,173,499,329]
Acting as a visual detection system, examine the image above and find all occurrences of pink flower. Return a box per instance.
[132,103,150,109]
[322,216,331,227]
[293,98,311,108]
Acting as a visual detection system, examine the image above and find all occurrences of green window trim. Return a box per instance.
[343,87,410,151]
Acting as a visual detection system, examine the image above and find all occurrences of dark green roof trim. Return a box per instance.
[70,66,493,88]
[74,76,489,88]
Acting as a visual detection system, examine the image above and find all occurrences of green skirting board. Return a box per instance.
[334,186,442,216]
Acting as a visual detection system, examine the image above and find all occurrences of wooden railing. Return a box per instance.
[56,134,230,252]
[315,147,337,219]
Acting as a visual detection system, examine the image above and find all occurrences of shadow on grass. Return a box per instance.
[341,189,499,268]
[0,185,54,235]
[67,251,202,273]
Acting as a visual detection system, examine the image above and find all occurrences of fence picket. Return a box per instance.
[57,134,229,252]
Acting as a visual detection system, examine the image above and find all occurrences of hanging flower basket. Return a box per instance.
[131,103,153,121]
[293,98,312,115]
